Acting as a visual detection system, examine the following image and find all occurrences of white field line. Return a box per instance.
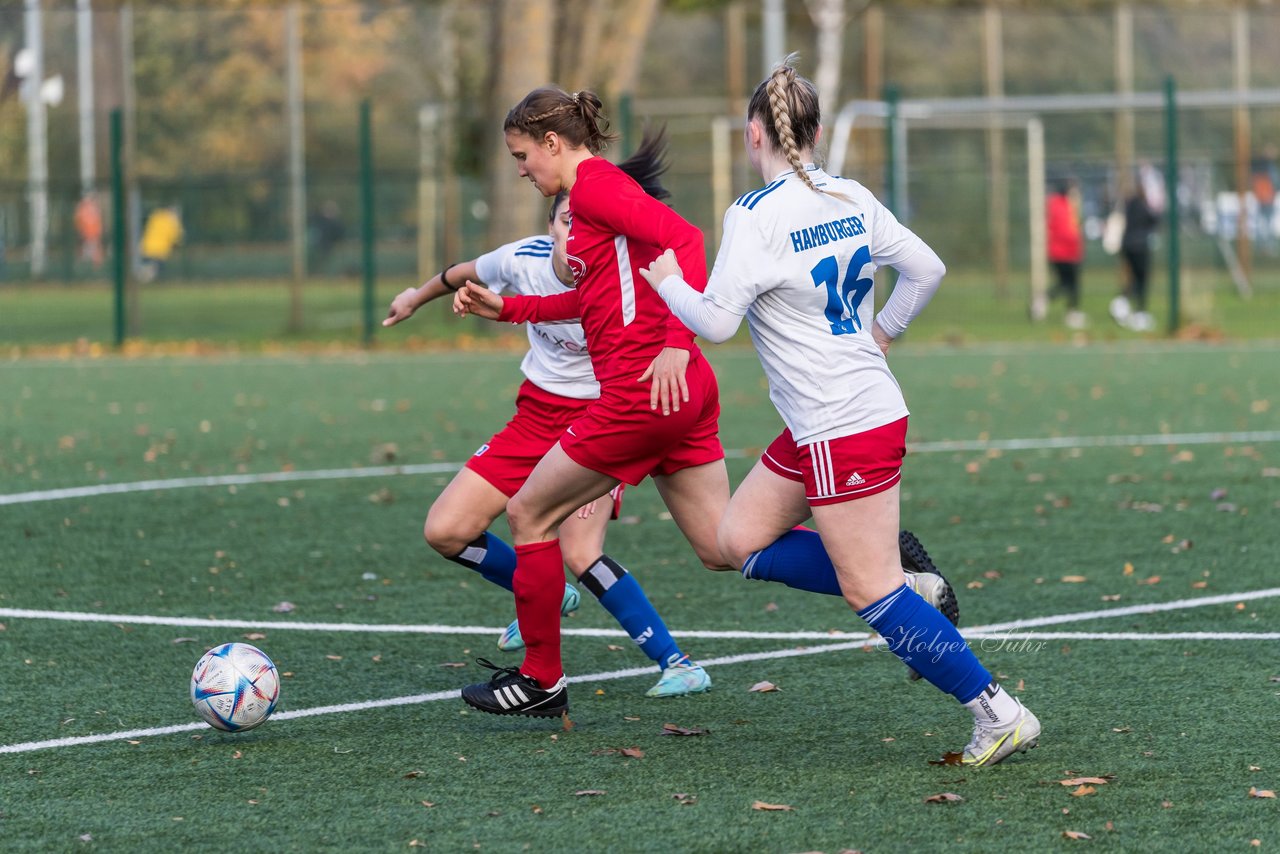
[3,587,1277,640]
[6,428,1280,507]
[2,587,1277,756]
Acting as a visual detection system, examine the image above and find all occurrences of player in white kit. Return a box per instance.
[384,135,711,698]
[641,56,1041,765]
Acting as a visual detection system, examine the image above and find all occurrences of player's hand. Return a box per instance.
[637,346,690,416]
[454,281,503,320]
[383,287,420,327]
[871,320,893,356]
[575,498,600,520]
[638,248,683,290]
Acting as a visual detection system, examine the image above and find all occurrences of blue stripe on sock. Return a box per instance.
[857,584,991,703]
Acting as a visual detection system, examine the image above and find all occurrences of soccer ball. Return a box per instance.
[190,642,281,732]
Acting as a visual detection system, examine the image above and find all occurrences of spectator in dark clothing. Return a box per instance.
[1111,184,1159,332]
[308,200,345,273]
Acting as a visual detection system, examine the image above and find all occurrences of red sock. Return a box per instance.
[512,539,564,688]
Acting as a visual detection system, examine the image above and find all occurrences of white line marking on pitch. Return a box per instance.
[3,587,1277,755]
[5,429,1280,506]
[4,587,1276,639]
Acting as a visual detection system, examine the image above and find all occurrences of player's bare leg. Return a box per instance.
[652,459,734,570]
[716,460,811,570]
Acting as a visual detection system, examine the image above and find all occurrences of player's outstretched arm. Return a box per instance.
[384,260,482,327]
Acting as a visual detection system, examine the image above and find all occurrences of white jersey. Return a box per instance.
[474,236,598,400]
[703,167,926,444]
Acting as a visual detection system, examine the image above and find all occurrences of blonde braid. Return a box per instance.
[766,65,821,195]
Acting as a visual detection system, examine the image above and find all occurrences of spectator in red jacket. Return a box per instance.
[1047,179,1085,329]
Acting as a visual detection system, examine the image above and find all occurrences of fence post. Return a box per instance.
[1163,75,1180,335]
[110,108,126,347]
[360,99,376,347]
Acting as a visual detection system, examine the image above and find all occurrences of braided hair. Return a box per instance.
[505,87,620,154]
[747,54,825,195]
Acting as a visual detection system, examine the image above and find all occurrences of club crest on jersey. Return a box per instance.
[565,252,588,286]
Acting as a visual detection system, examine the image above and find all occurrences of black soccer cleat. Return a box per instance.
[899,530,961,682]
[461,658,568,718]
[899,529,959,626]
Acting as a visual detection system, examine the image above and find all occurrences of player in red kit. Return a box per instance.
[454,87,732,718]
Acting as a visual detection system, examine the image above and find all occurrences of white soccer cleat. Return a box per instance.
[962,700,1041,767]
[645,654,712,698]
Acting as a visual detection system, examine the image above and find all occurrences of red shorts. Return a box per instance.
[465,380,590,498]
[761,417,907,506]
[560,353,725,486]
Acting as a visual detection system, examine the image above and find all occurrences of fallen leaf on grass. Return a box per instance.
[438,661,466,668]
[561,711,574,732]
[272,601,295,613]
[1248,787,1276,799]
[661,723,710,736]
[325,655,343,661]
[1071,785,1097,797]
[672,793,697,806]
[1059,777,1112,786]
[575,790,606,797]
[928,752,965,766]
[402,770,423,779]
[923,792,964,804]
[620,747,645,759]
[1062,830,1091,840]
[231,750,242,760]
[1137,576,1162,586]
[420,801,435,808]
[749,681,779,693]
[752,800,795,811]
[243,632,266,641]
[1123,563,1135,576]
[171,637,198,644]
[1112,727,1132,733]
[1061,575,1088,584]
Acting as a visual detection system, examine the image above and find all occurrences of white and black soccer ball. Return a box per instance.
[190,642,281,732]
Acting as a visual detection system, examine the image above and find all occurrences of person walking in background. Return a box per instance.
[308,200,345,273]
[1253,145,1278,254]
[1046,179,1085,330]
[138,204,183,283]
[1110,183,1159,332]
[640,55,1039,767]
[73,193,104,271]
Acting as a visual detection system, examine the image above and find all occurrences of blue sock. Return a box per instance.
[447,532,516,591]
[580,555,681,668]
[857,584,990,703]
[742,529,841,596]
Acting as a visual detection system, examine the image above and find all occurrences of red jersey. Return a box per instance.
[498,157,707,389]
[1046,193,1083,263]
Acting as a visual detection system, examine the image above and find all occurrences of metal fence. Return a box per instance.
[3,2,1279,345]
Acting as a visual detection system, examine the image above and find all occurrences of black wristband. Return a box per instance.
[440,263,461,292]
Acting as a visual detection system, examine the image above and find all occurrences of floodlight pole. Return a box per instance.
[76,0,95,196]
[111,109,126,347]
[360,100,376,347]
[1163,76,1181,335]
[24,0,48,278]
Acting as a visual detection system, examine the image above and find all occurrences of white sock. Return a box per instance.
[963,682,1022,728]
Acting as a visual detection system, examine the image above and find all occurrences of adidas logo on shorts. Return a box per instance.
[844,472,866,487]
